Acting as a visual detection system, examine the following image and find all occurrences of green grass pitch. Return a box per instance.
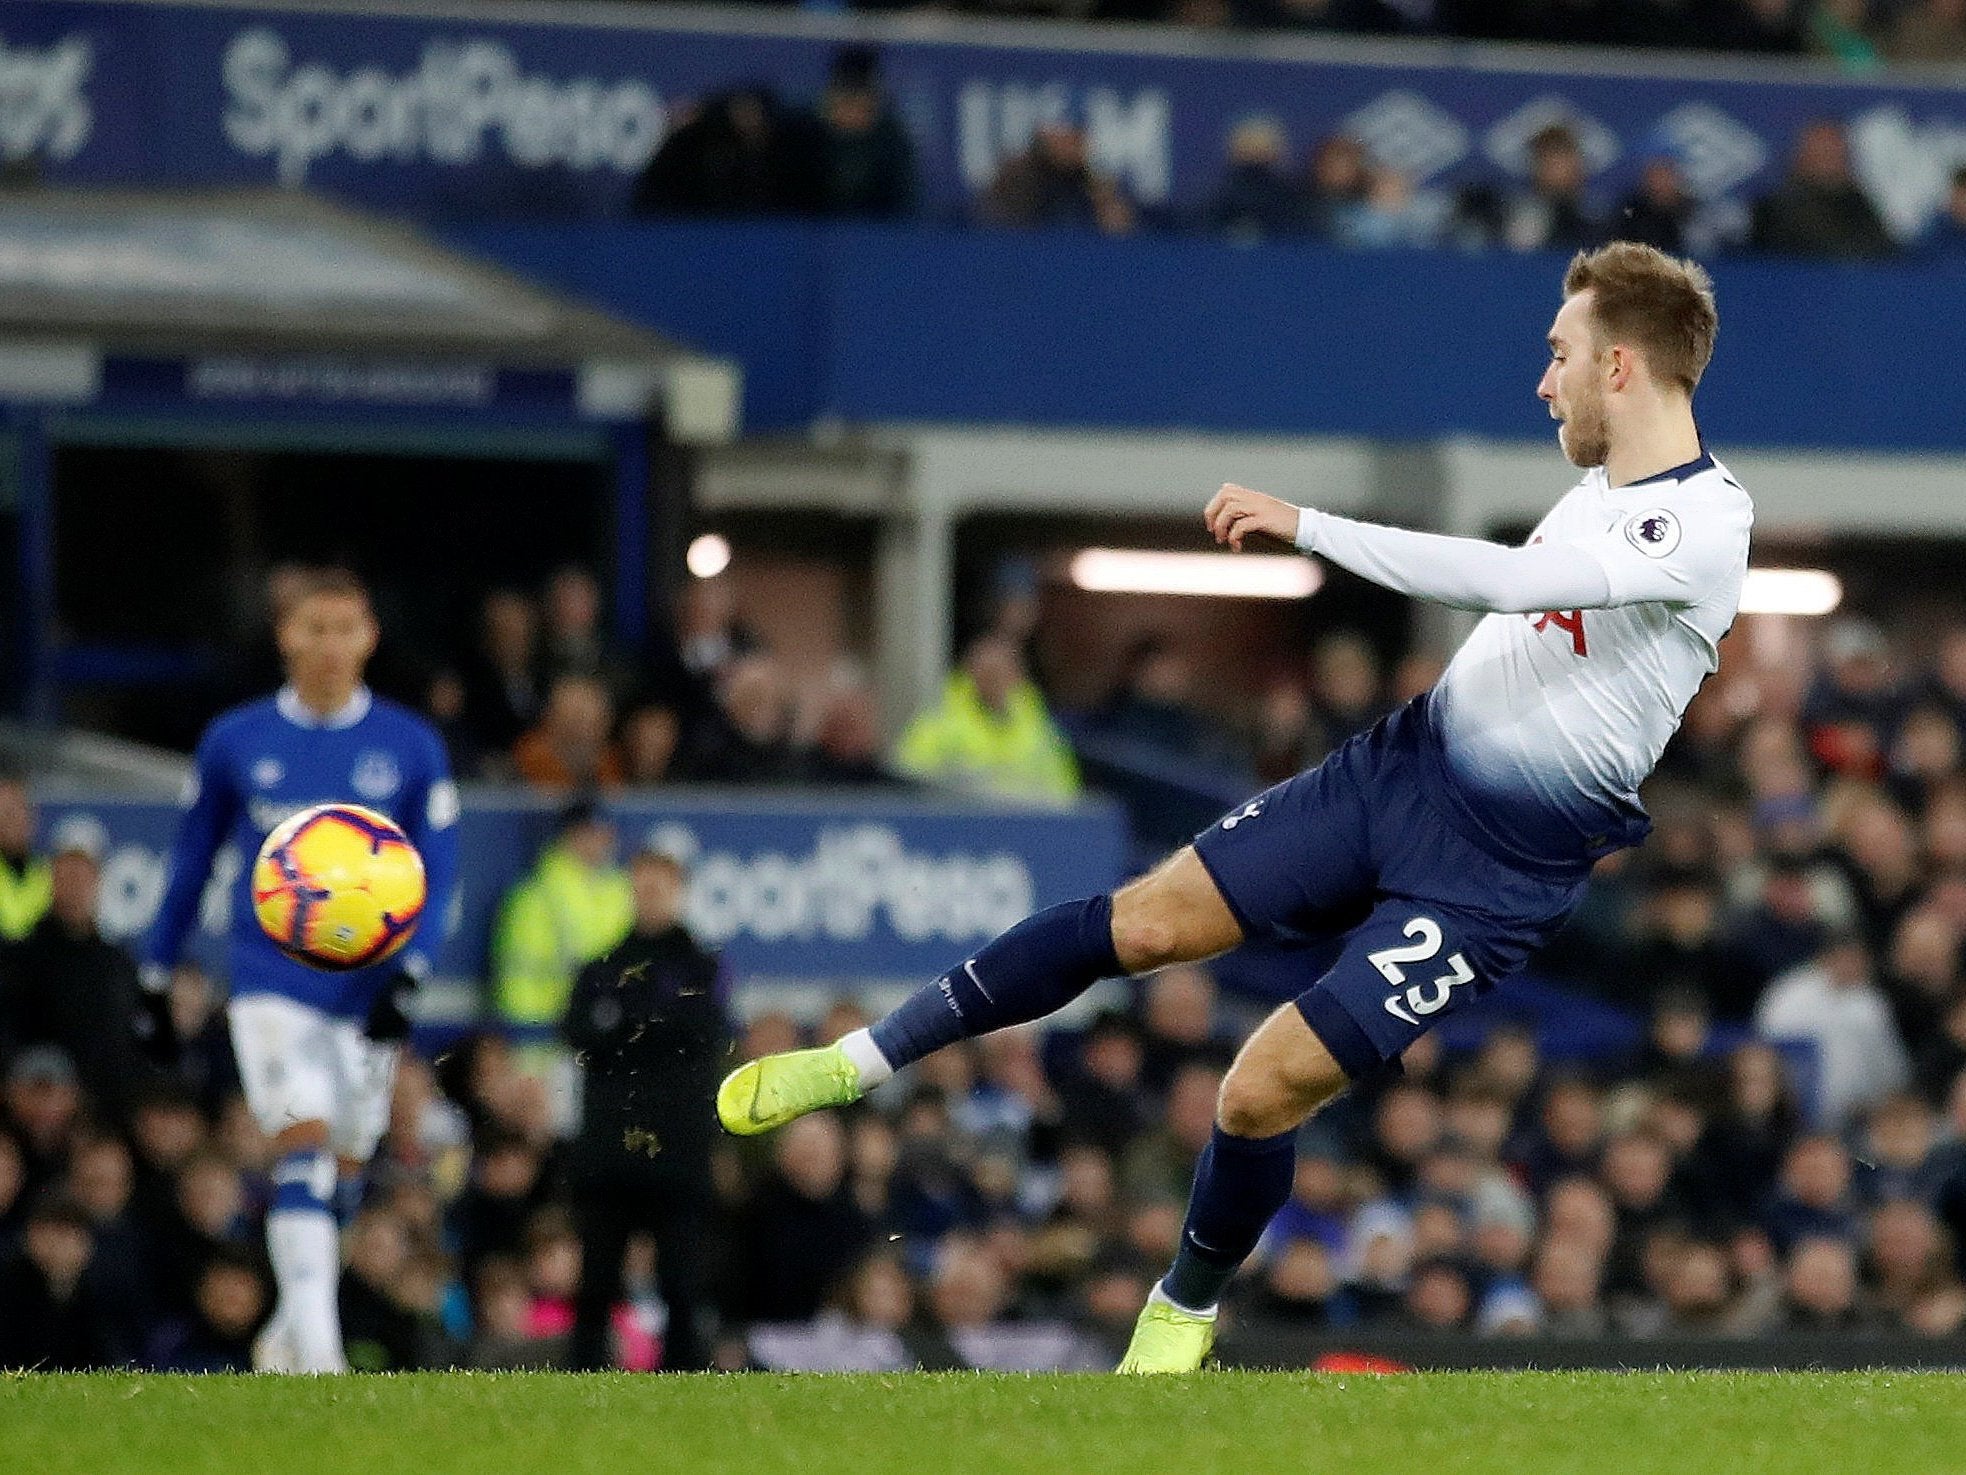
[7,1370,1965,1475]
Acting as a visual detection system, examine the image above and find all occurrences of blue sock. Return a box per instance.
[869,895,1121,1070]
[1159,1126,1298,1313]
[271,1149,335,1218]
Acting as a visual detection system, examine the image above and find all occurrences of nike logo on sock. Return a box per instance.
[963,959,996,1005]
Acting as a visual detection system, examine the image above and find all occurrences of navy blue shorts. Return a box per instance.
[1192,698,1590,1083]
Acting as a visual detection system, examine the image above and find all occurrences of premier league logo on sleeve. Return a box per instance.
[1624,508,1682,559]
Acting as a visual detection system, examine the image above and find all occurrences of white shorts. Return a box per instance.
[228,994,399,1162]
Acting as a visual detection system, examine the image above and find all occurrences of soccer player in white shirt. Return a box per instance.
[717,241,1751,1372]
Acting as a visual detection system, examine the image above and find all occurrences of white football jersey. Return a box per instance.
[1430,453,1753,864]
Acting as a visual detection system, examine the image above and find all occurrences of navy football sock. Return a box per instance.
[868,895,1121,1071]
[1159,1125,1298,1313]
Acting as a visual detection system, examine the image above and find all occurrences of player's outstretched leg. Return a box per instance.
[1120,1004,1346,1373]
[717,849,1242,1137]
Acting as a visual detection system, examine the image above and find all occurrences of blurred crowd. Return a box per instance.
[741,0,1966,60]
[14,603,1966,1369]
[628,47,1966,264]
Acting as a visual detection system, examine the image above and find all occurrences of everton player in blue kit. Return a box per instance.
[719,242,1751,1371]
[145,569,459,1372]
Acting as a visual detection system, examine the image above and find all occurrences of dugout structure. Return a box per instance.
[0,188,737,726]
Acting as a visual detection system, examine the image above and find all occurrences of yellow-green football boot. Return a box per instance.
[1117,1288,1218,1374]
[717,1043,866,1137]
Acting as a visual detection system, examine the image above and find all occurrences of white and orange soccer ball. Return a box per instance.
[251,803,427,971]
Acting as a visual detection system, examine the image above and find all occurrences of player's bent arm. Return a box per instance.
[143,731,241,970]
[396,732,461,979]
[1294,509,1613,614]
[1292,478,1752,614]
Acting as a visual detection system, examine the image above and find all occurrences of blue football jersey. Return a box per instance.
[145,686,461,1019]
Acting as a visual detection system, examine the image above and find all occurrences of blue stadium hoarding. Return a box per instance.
[3,0,1966,238]
[33,788,1129,994]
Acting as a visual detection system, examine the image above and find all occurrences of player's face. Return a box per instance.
[1538,293,1611,469]
[278,592,378,693]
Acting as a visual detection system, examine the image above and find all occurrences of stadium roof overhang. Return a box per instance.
[0,187,738,443]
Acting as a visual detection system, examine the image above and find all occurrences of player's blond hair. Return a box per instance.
[1563,242,1718,396]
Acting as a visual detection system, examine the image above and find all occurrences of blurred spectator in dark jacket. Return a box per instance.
[1611,153,1693,253]
[1622,987,1728,1107]
[726,1113,874,1322]
[1854,1091,1942,1206]
[1686,1043,1801,1231]
[1885,0,1966,60]
[1122,1063,1222,1203]
[1135,965,1236,1093]
[423,666,482,780]
[686,655,809,784]
[1624,868,1741,1015]
[1805,618,1901,779]
[1310,632,1388,757]
[124,1083,205,1244]
[451,1128,554,1280]
[64,1134,156,1337]
[1057,1012,1153,1158]
[0,1194,129,1369]
[1205,115,1307,242]
[1092,634,1244,773]
[978,122,1135,235]
[1509,1074,1604,1196]
[1598,1131,1690,1296]
[156,1248,269,1372]
[1762,1135,1859,1252]
[633,87,814,218]
[1778,1235,1874,1329]
[1889,705,1961,815]
[807,673,896,786]
[1503,123,1601,252]
[4,1046,83,1196]
[621,703,682,787]
[1751,120,1896,259]
[541,567,634,701]
[1837,796,1924,958]
[0,839,161,1117]
[1724,855,1834,1000]
[562,848,729,1370]
[163,964,238,1117]
[1923,167,1966,256]
[461,590,543,772]
[1252,634,1386,785]
[513,675,626,792]
[676,576,756,689]
[815,48,917,219]
[340,1206,433,1371]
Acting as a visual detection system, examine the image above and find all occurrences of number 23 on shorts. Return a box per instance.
[1367,916,1475,1026]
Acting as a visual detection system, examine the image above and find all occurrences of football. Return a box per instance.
[251,802,427,971]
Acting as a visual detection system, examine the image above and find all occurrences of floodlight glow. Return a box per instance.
[1739,568,1842,617]
[686,533,732,579]
[1068,549,1322,599]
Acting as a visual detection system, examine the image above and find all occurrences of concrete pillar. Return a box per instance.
[873,503,954,741]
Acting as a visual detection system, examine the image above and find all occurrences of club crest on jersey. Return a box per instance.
[1624,508,1682,559]
[251,757,284,789]
[1221,801,1264,830]
[351,750,403,801]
